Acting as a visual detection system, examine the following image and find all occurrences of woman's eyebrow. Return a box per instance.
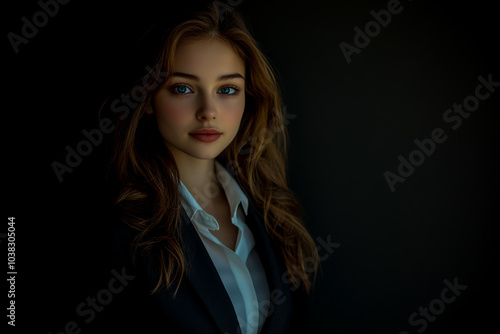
[171,72,245,81]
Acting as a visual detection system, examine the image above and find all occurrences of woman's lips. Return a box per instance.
[189,128,222,142]
[190,134,221,142]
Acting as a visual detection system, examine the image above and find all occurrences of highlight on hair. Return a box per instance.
[110,1,319,294]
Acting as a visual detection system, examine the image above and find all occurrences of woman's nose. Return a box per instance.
[196,94,217,121]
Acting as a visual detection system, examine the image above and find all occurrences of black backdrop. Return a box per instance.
[4,0,499,333]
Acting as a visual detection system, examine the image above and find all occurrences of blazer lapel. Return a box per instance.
[180,207,242,334]
[178,203,294,334]
[244,203,293,334]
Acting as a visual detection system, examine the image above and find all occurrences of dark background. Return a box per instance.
[4,0,499,333]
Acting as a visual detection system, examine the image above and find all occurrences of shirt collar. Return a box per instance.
[178,160,249,231]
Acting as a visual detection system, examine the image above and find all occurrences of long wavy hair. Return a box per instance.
[110,1,319,294]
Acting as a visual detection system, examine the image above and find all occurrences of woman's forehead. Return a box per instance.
[171,39,245,78]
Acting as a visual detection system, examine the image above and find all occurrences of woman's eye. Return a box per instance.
[218,86,239,95]
[172,85,193,95]
[171,85,240,96]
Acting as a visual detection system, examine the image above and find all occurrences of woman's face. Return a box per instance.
[151,38,246,161]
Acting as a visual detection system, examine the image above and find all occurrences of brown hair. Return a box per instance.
[111,1,319,294]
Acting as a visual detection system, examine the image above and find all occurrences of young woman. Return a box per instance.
[107,2,319,333]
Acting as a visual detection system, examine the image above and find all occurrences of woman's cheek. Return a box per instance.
[157,103,190,128]
[224,105,245,128]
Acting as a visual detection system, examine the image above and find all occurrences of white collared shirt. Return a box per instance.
[178,161,270,334]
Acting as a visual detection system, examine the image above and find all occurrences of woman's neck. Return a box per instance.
[171,150,219,199]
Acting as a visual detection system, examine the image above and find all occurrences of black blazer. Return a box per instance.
[97,202,309,334]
